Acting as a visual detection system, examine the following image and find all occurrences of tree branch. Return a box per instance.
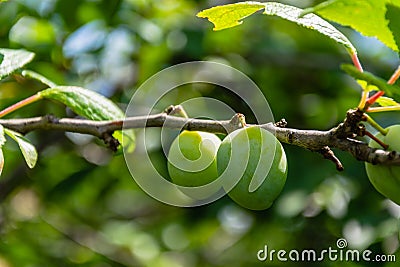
[0,109,399,168]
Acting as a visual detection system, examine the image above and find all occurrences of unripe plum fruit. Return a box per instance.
[217,126,287,210]
[167,130,221,198]
[365,125,400,205]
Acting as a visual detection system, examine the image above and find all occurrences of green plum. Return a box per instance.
[365,125,400,205]
[217,126,288,210]
[167,130,221,198]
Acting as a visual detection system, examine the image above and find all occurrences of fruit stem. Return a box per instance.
[358,91,369,110]
[361,64,400,110]
[0,94,42,118]
[351,52,368,110]
[366,106,400,113]
[387,64,400,85]
[364,131,389,150]
[365,91,385,107]
[362,114,388,135]
[351,52,363,72]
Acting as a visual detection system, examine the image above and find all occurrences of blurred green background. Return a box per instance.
[0,0,399,266]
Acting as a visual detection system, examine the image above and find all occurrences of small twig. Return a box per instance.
[364,131,389,150]
[319,146,344,171]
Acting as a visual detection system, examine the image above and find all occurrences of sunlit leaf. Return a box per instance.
[197,1,357,54]
[375,96,400,107]
[4,128,37,168]
[341,64,400,100]
[357,80,379,92]
[197,2,265,31]
[303,0,400,52]
[0,48,35,80]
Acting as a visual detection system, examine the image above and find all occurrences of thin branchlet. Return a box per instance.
[0,108,398,167]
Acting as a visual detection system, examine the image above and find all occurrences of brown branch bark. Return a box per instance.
[0,109,399,167]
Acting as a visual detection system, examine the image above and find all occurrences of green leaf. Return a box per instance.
[4,128,37,168]
[357,80,379,92]
[39,86,124,120]
[0,125,5,176]
[303,0,400,52]
[386,4,400,52]
[21,70,57,88]
[0,148,3,177]
[375,96,400,107]
[263,2,356,54]
[341,64,400,100]
[0,53,3,65]
[39,86,135,152]
[197,1,357,54]
[0,48,35,80]
[0,124,5,147]
[197,2,265,31]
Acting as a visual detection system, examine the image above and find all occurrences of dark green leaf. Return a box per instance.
[341,64,400,100]
[0,48,35,80]
[4,128,37,168]
[386,4,400,52]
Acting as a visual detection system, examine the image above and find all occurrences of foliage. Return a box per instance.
[197,1,357,55]
[0,48,34,79]
[0,0,399,267]
[303,0,400,52]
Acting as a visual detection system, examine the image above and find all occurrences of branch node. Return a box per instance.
[389,151,397,160]
[164,105,188,118]
[319,146,344,171]
[46,114,58,123]
[102,132,120,152]
[334,109,364,139]
[274,118,287,128]
[164,105,175,114]
[226,113,246,133]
